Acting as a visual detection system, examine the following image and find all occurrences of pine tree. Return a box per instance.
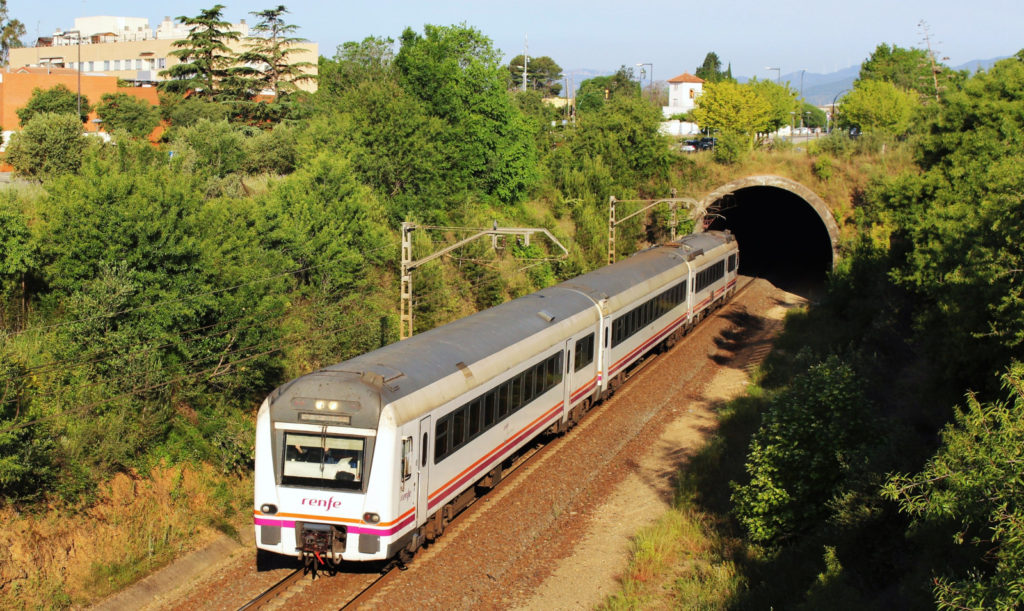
[159,5,240,100]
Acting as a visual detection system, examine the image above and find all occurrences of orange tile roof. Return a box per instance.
[667,72,704,84]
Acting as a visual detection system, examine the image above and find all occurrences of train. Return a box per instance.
[253,230,739,568]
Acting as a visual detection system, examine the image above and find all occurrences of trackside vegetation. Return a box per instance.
[607,49,1024,610]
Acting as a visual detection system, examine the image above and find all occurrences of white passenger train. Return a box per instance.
[254,231,738,567]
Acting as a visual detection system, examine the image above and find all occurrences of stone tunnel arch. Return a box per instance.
[694,175,839,295]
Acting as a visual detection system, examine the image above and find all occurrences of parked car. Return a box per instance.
[680,142,697,152]
[697,137,717,150]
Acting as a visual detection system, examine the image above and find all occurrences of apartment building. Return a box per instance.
[8,15,317,91]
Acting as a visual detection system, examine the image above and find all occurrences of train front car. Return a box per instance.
[254,369,394,567]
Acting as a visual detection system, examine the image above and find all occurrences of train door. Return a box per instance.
[600,320,612,393]
[562,339,573,423]
[416,416,431,527]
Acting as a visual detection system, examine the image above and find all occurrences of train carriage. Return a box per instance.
[254,231,738,567]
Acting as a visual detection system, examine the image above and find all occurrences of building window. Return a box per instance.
[103,60,110,71]
[157,58,166,69]
[113,60,120,70]
[136,59,142,70]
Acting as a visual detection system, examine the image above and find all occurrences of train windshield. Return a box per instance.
[281,432,365,490]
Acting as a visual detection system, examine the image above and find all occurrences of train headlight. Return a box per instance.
[260,504,278,515]
[315,400,326,410]
[327,401,339,411]
[362,512,380,524]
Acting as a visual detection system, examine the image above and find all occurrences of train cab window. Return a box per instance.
[575,333,595,371]
[401,437,413,481]
[728,254,737,272]
[282,432,366,490]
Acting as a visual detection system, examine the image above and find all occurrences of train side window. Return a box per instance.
[435,418,449,462]
[523,367,536,404]
[510,375,523,412]
[401,436,413,481]
[468,399,481,438]
[728,254,736,272]
[451,408,465,450]
[484,391,496,427]
[498,383,511,419]
[536,361,547,394]
[575,333,594,371]
[547,355,558,389]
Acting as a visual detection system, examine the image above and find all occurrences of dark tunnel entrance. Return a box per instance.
[704,185,834,298]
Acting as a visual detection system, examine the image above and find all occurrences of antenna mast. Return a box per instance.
[521,34,529,91]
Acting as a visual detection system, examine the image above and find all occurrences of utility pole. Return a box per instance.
[399,222,568,340]
[607,190,699,264]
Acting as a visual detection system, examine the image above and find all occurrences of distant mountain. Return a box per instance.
[567,57,1010,104]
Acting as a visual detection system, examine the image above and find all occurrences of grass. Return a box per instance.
[0,463,252,609]
[600,389,772,610]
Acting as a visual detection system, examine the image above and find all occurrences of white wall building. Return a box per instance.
[662,72,704,118]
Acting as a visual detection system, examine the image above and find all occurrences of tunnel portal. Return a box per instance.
[698,176,837,297]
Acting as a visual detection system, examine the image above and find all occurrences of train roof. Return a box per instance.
[268,231,735,428]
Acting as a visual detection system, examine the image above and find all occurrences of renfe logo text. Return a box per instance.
[301,496,343,511]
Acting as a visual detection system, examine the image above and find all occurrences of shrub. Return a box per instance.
[5,113,87,178]
[813,155,835,182]
[731,356,874,544]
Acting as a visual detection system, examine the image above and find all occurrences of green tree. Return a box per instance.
[747,78,800,132]
[0,192,36,329]
[0,0,25,66]
[576,66,639,112]
[318,36,395,98]
[695,51,731,83]
[171,118,247,178]
[333,79,449,211]
[158,91,229,128]
[859,42,965,100]
[16,84,89,125]
[394,24,537,203]
[235,5,314,99]
[839,79,917,135]
[259,151,393,292]
[507,54,563,95]
[6,112,87,178]
[882,53,1024,384]
[800,101,826,129]
[691,80,771,147]
[732,357,874,545]
[883,363,1024,610]
[95,92,160,137]
[159,5,240,100]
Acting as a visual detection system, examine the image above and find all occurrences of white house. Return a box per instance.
[662,72,704,118]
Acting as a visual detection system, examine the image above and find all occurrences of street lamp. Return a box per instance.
[636,62,653,101]
[829,89,849,134]
[62,30,83,119]
[765,66,780,84]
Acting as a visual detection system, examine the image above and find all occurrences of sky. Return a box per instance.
[10,0,1023,80]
